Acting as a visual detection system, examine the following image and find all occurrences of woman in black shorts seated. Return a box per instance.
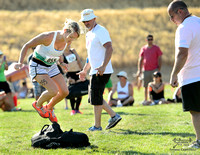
[143,71,169,106]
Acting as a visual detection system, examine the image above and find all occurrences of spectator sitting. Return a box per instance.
[18,81,28,99]
[143,71,168,106]
[108,71,134,107]
[0,91,21,111]
[0,50,21,110]
[167,87,182,103]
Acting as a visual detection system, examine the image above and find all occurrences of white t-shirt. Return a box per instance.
[86,24,113,75]
[175,16,200,87]
[117,81,130,99]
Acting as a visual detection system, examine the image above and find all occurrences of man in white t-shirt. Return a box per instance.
[168,0,200,148]
[78,9,122,131]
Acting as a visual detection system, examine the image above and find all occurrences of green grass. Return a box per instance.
[0,85,199,154]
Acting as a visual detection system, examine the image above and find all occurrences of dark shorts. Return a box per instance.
[88,74,111,105]
[181,81,200,112]
[0,81,12,93]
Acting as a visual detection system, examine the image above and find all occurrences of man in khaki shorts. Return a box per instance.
[136,35,163,105]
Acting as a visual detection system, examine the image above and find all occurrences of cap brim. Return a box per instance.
[117,75,127,79]
[79,15,97,22]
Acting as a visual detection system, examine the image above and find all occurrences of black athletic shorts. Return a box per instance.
[181,81,200,112]
[0,81,12,93]
[88,74,111,105]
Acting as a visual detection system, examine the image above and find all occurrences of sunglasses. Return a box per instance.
[82,20,91,24]
[147,38,153,41]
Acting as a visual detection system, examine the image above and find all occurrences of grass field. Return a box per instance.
[0,85,200,154]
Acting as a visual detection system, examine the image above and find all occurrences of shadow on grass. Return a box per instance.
[84,112,149,116]
[3,109,35,113]
[101,112,149,116]
[110,129,195,137]
[18,110,36,112]
[109,150,155,155]
[87,145,154,155]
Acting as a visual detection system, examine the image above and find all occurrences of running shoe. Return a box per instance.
[75,110,83,114]
[70,110,76,115]
[48,109,58,123]
[11,107,22,111]
[188,140,200,149]
[88,126,102,131]
[106,113,122,130]
[32,101,49,118]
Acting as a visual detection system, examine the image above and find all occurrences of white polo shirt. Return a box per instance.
[86,24,113,75]
[175,16,200,87]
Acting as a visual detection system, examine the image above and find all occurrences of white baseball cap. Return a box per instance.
[80,9,97,22]
[117,71,128,79]
[0,50,3,55]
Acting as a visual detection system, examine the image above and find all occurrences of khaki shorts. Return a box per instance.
[143,69,158,87]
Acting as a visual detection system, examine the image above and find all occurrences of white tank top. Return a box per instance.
[33,31,68,65]
[117,81,129,99]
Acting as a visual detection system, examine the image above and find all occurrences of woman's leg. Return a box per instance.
[70,98,75,110]
[46,74,69,110]
[75,96,82,110]
[35,74,60,107]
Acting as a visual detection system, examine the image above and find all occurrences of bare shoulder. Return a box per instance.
[71,48,77,54]
[39,31,54,39]
[38,31,55,44]
[128,82,133,87]
[71,48,81,57]
[113,83,118,89]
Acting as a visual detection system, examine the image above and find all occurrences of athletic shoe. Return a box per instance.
[88,126,102,131]
[70,110,76,115]
[106,113,122,130]
[48,109,58,123]
[141,100,148,105]
[32,101,49,118]
[149,102,156,106]
[75,110,83,114]
[11,107,22,111]
[188,140,200,149]
[117,100,123,107]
